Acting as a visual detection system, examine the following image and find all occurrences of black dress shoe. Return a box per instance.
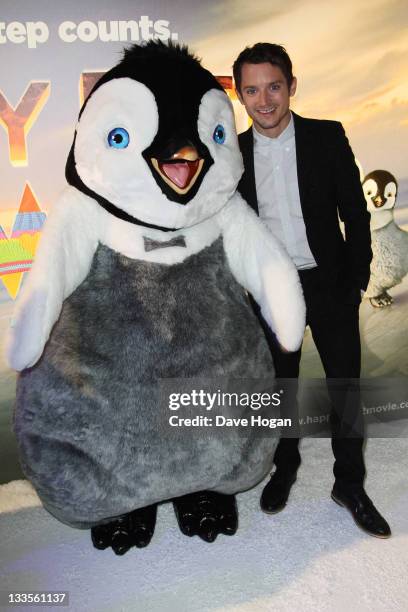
[331,486,391,538]
[260,471,297,514]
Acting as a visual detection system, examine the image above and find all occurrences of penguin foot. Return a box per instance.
[369,292,393,308]
[91,504,157,555]
[173,491,238,543]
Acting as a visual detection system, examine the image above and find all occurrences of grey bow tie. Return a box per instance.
[143,235,187,252]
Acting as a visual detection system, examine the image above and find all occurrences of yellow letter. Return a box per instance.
[0,81,50,166]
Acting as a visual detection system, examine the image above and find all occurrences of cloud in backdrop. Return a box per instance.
[195,0,408,183]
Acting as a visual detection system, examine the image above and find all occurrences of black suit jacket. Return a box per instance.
[237,112,372,293]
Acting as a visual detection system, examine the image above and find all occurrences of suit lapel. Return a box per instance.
[292,112,313,213]
[240,114,313,216]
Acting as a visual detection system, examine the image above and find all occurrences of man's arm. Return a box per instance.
[334,123,372,291]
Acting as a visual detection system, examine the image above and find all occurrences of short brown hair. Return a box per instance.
[233,43,294,93]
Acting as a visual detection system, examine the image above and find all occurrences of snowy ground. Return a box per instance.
[1,437,407,612]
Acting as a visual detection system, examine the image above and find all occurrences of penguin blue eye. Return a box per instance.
[107,127,129,149]
[213,124,226,144]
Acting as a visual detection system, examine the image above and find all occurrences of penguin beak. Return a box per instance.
[372,195,385,208]
[150,145,204,194]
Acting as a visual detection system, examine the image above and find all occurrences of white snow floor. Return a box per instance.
[1,436,407,612]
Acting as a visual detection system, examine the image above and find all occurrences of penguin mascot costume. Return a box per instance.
[7,42,305,555]
[362,170,408,307]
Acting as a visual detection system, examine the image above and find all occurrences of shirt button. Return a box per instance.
[275,165,280,170]
[285,146,290,152]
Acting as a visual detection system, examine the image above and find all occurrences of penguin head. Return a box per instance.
[362,169,398,213]
[66,41,243,230]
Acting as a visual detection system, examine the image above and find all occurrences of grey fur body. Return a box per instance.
[366,221,408,297]
[15,237,276,528]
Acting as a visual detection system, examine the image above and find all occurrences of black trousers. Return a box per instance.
[256,267,366,492]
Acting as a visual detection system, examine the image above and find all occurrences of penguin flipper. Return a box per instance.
[219,193,306,352]
[6,188,100,371]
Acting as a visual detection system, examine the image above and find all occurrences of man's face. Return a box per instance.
[237,62,297,138]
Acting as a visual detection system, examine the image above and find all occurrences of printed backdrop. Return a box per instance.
[0,0,407,332]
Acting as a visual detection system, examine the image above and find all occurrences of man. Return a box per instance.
[233,42,391,537]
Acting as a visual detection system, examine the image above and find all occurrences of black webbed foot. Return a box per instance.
[369,292,393,308]
[91,503,157,555]
[173,491,238,543]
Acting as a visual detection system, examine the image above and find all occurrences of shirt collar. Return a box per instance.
[253,111,295,147]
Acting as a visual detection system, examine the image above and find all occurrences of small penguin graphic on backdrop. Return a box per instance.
[362,170,408,308]
[6,42,305,555]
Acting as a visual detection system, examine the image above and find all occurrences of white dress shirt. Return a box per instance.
[253,113,317,269]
